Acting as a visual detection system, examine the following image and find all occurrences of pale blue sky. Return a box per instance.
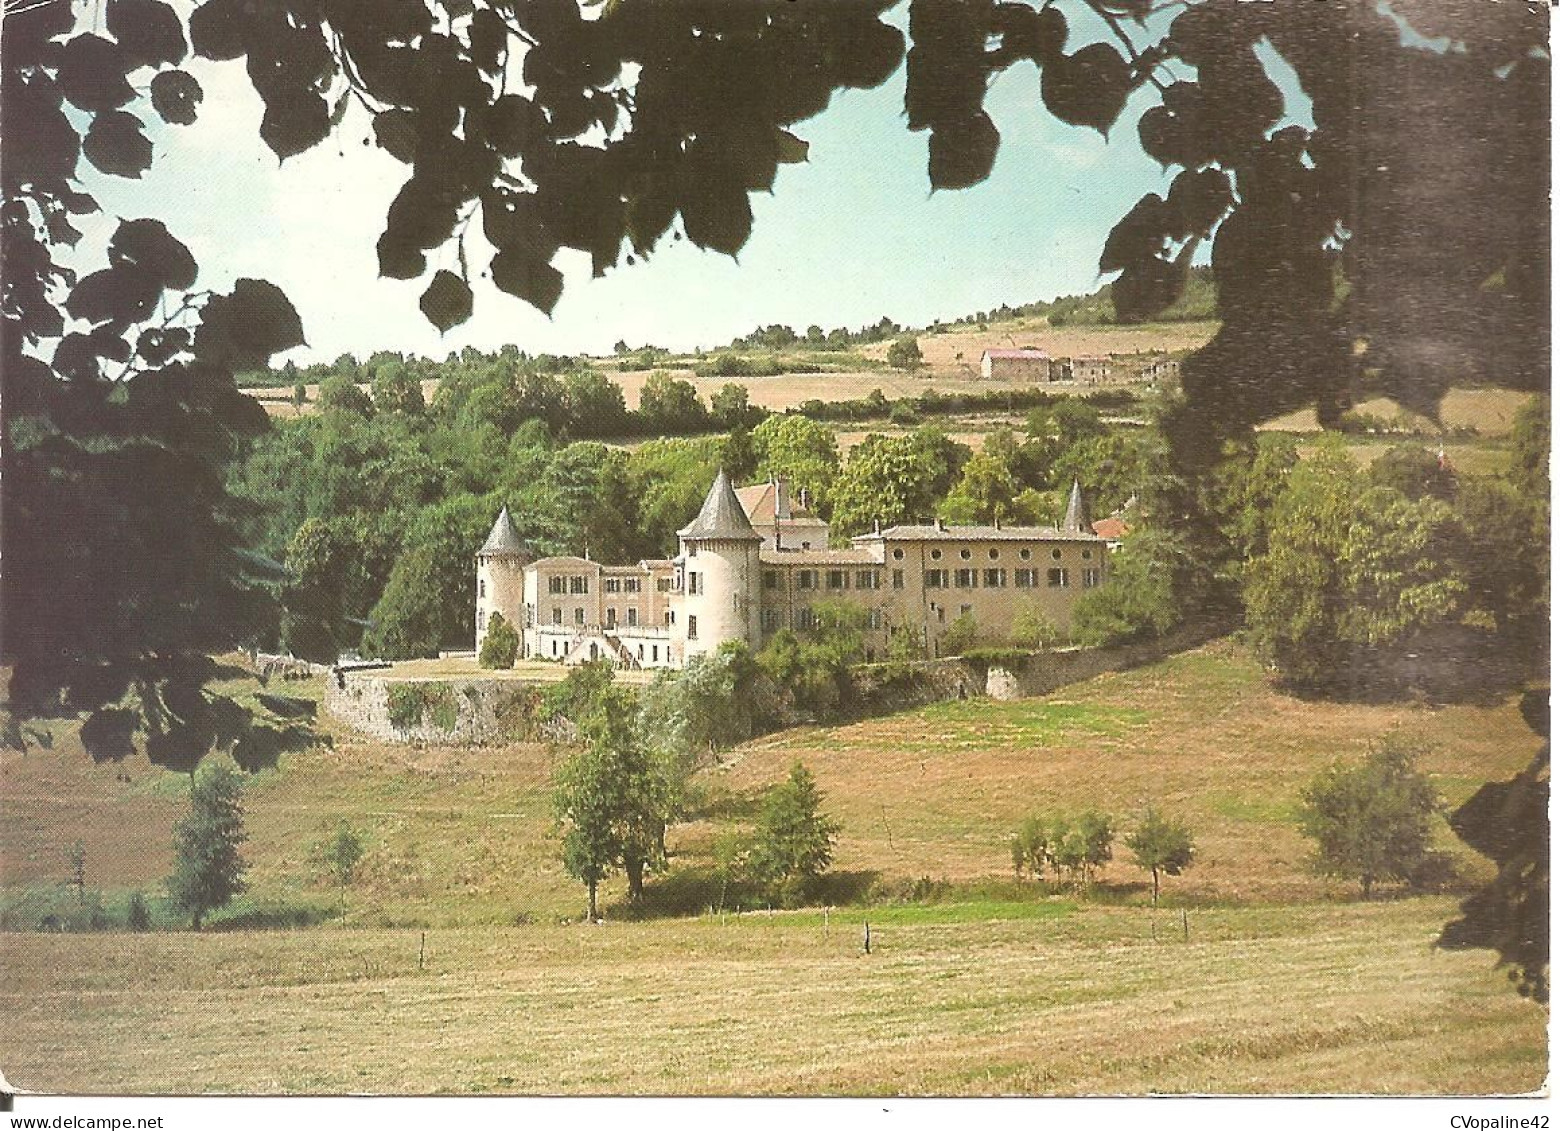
[70,3,1299,366]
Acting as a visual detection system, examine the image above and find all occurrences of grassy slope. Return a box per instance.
[0,641,1546,1094]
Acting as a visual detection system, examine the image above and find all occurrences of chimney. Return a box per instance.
[774,476,791,520]
[873,518,881,535]
[935,517,946,532]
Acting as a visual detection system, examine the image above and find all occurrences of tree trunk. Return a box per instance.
[1152,867,1160,906]
[192,909,202,931]
[1361,874,1373,900]
[587,879,598,922]
[626,857,645,901]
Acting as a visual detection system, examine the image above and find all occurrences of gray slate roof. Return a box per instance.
[1062,480,1091,535]
[479,506,526,557]
[678,469,763,542]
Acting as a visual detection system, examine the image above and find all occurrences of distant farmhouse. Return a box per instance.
[978,348,1180,387]
[476,471,1110,670]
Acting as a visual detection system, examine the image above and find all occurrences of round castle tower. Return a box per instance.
[676,469,763,662]
[475,506,527,657]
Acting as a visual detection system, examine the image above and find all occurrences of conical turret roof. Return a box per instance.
[1062,480,1091,535]
[678,469,763,542]
[479,506,526,557]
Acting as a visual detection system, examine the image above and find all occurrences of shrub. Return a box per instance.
[479,612,519,669]
[127,891,152,931]
[385,682,459,732]
[749,762,840,907]
[1125,810,1196,905]
[1298,737,1440,898]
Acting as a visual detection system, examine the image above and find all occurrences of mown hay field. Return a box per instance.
[0,899,1542,1095]
[1,640,1546,1094]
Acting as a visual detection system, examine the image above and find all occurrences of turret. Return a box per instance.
[475,506,527,659]
[1062,479,1091,534]
[676,469,763,660]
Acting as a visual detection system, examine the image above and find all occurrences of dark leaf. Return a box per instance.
[679,147,752,258]
[53,332,104,381]
[1100,193,1169,273]
[82,110,153,178]
[419,269,473,333]
[260,88,332,161]
[1165,167,1233,239]
[80,708,139,763]
[188,0,250,61]
[150,69,203,126]
[373,109,420,163]
[1112,254,1187,323]
[65,264,160,325]
[837,17,904,90]
[1033,5,1067,63]
[377,230,426,279]
[469,9,508,73]
[195,278,305,370]
[439,0,474,19]
[491,247,563,316]
[485,95,547,159]
[1041,43,1132,135]
[107,0,187,68]
[928,111,1000,191]
[138,327,192,366]
[59,35,137,113]
[46,211,82,247]
[775,130,809,165]
[62,190,99,215]
[109,218,198,291]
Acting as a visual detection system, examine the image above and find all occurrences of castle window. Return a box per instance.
[930,549,942,561]
[1082,550,1093,560]
[548,576,566,595]
[762,609,781,631]
[606,608,617,629]
[1083,568,1101,589]
[477,609,485,630]
[575,607,585,624]
[960,548,972,560]
[478,579,486,598]
[688,571,701,596]
[553,608,563,625]
[984,568,1006,588]
[552,640,559,656]
[763,570,780,590]
[892,548,905,561]
[1051,549,1063,561]
[657,578,671,592]
[794,608,816,631]
[954,569,975,589]
[988,548,1000,560]
[688,545,699,557]
[827,570,847,590]
[624,578,641,593]
[892,569,904,590]
[867,609,883,629]
[1047,568,1069,588]
[652,645,659,662]
[605,578,621,594]
[855,570,879,590]
[1015,568,1038,588]
[798,570,817,590]
[688,615,698,640]
[1020,549,1032,561]
[627,608,637,627]
[960,605,973,618]
[924,569,947,589]
[638,644,645,660]
[570,575,590,594]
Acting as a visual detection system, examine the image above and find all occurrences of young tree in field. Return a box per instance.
[553,694,676,919]
[749,762,840,907]
[886,336,923,370]
[1126,810,1196,905]
[322,822,366,919]
[168,758,248,930]
[1298,738,1440,899]
[1050,811,1114,891]
[478,611,519,669]
[1010,816,1051,883]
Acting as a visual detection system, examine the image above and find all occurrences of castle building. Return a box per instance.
[475,471,1109,669]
